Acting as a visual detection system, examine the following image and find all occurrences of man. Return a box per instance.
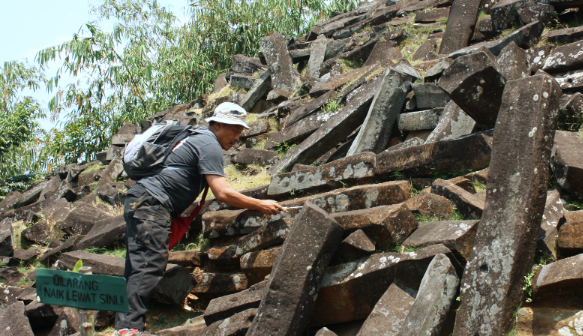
[114,102,285,335]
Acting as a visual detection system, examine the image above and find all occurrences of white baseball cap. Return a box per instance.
[206,102,250,129]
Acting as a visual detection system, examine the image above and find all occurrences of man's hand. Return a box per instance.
[256,199,287,215]
[206,174,287,214]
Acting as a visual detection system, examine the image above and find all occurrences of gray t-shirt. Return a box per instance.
[138,127,225,216]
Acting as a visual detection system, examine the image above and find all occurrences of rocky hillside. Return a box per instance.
[2,0,583,335]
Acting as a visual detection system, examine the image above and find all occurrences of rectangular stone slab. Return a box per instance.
[374,130,494,178]
[240,246,281,285]
[356,282,417,336]
[203,181,411,238]
[538,190,566,258]
[431,178,485,219]
[246,202,343,336]
[310,244,463,327]
[269,79,378,174]
[558,211,583,253]
[331,204,418,249]
[267,152,376,197]
[259,33,300,93]
[403,220,480,260]
[550,131,583,198]
[439,0,482,54]
[347,68,412,155]
[204,280,268,325]
[425,101,476,144]
[533,253,583,298]
[453,72,562,335]
[398,109,443,132]
[396,254,459,336]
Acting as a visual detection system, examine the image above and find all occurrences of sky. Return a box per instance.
[0,0,190,129]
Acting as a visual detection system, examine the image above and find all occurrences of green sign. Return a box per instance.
[36,269,129,312]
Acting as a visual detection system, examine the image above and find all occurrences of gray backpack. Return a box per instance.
[122,122,195,180]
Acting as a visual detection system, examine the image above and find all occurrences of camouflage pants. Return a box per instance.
[115,184,171,330]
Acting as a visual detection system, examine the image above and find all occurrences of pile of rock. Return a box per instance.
[3,0,583,334]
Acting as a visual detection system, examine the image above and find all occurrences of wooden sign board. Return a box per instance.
[36,269,129,312]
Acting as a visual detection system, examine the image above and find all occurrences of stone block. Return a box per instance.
[59,250,125,275]
[412,39,439,62]
[490,0,527,31]
[404,192,455,220]
[439,49,505,129]
[152,264,195,305]
[515,307,583,336]
[168,250,203,267]
[0,192,23,215]
[316,327,338,336]
[356,282,417,336]
[0,218,14,256]
[558,210,583,254]
[259,33,301,93]
[347,68,412,155]
[415,7,450,22]
[398,109,443,132]
[363,42,403,67]
[240,69,272,112]
[285,90,334,127]
[448,20,544,59]
[204,280,267,325]
[332,229,376,264]
[424,58,455,83]
[411,83,450,109]
[270,79,378,174]
[200,308,257,336]
[96,157,124,188]
[0,267,24,286]
[533,253,583,298]
[544,40,583,74]
[246,203,343,335]
[310,65,375,98]
[538,190,566,258]
[192,270,248,296]
[496,41,530,80]
[231,149,278,166]
[236,218,291,256]
[527,45,553,74]
[265,114,325,150]
[75,214,126,250]
[453,71,562,335]
[439,0,482,54]
[553,69,583,92]
[431,179,485,219]
[396,254,459,336]
[96,182,126,206]
[0,301,34,336]
[404,220,480,260]
[518,1,555,25]
[310,244,462,326]
[547,25,583,45]
[39,234,84,265]
[267,152,376,197]
[204,181,411,239]
[232,54,265,75]
[230,74,258,90]
[375,130,494,178]
[240,120,270,139]
[551,131,583,198]
[307,35,328,80]
[331,204,418,249]
[425,100,475,143]
[59,202,111,235]
[240,247,280,285]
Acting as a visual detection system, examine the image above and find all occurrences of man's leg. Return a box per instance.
[115,185,171,331]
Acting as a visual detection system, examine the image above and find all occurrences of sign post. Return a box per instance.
[36,267,128,334]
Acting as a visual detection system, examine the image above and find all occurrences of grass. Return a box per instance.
[82,163,107,174]
[471,180,487,192]
[93,196,125,217]
[173,230,211,253]
[431,168,473,181]
[245,113,259,125]
[338,59,364,73]
[397,23,446,63]
[557,107,583,132]
[478,9,489,19]
[274,142,298,158]
[145,302,203,333]
[84,244,127,259]
[252,138,267,150]
[207,85,247,104]
[223,164,272,192]
[321,100,343,114]
[522,251,555,303]
[500,22,521,37]
[378,243,421,254]
[414,206,466,223]
[365,66,387,82]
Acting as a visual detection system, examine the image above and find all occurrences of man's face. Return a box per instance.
[214,123,245,150]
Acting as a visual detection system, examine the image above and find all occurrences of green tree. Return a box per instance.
[0,61,48,198]
[36,0,358,164]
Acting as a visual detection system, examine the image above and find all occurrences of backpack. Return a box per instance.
[122,121,195,180]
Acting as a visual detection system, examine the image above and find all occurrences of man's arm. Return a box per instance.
[205,174,286,215]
